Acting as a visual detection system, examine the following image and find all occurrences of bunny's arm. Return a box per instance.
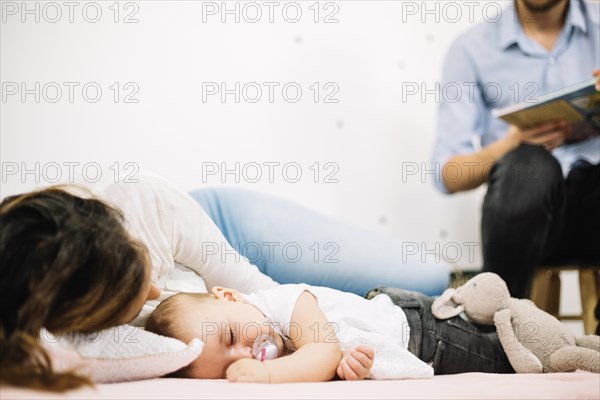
[493,309,543,373]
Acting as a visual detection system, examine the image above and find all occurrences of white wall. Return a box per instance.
[0,1,583,331]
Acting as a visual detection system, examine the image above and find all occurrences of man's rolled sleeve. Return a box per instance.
[432,39,489,194]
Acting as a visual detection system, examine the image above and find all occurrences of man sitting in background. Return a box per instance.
[431,0,599,334]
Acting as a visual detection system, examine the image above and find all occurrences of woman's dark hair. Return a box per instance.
[0,187,148,391]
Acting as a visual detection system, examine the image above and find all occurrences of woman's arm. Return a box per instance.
[158,177,280,292]
[226,291,342,383]
[102,174,278,293]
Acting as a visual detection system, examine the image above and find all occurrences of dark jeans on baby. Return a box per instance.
[365,287,515,375]
[482,144,600,298]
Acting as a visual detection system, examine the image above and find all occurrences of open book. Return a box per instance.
[492,78,600,143]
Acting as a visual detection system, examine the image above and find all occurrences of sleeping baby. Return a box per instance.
[145,283,434,383]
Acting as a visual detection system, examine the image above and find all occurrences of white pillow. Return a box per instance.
[40,325,203,383]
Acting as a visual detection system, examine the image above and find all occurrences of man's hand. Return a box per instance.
[506,70,600,149]
[507,120,572,151]
[336,345,375,380]
[226,359,270,383]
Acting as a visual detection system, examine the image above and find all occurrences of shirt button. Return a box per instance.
[549,57,556,65]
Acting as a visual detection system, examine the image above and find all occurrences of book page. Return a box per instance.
[501,100,584,128]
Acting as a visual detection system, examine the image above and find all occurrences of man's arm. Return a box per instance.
[442,70,600,193]
[227,291,342,383]
[443,121,570,193]
[442,133,517,193]
[433,37,577,194]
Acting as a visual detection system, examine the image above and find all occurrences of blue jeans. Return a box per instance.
[366,287,514,374]
[189,188,450,296]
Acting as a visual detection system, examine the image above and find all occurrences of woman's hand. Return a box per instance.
[336,345,375,380]
[506,120,572,151]
[226,359,270,383]
[593,69,600,91]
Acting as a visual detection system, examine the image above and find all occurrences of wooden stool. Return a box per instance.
[530,266,600,335]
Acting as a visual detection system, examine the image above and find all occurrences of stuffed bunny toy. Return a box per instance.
[431,272,599,373]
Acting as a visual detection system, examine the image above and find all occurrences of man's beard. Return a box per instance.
[519,0,565,13]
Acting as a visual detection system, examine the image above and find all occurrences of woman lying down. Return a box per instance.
[145,283,514,382]
[0,175,478,389]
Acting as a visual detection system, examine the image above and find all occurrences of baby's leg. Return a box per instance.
[370,287,514,374]
[422,305,514,374]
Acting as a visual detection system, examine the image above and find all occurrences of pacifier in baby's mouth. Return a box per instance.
[252,335,278,362]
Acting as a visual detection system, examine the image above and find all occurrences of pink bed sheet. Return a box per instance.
[2,372,598,399]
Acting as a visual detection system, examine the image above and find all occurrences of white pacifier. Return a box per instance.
[252,335,278,362]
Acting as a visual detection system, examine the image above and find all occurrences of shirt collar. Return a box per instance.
[583,0,600,27]
[566,0,589,34]
[498,0,592,51]
[497,4,520,50]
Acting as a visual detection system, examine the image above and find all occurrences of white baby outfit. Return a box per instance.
[243,284,434,379]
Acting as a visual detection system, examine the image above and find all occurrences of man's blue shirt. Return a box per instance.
[432,0,600,193]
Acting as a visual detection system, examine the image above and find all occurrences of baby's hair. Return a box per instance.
[145,292,214,378]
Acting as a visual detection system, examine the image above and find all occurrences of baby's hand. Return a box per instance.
[336,345,375,380]
[226,359,270,383]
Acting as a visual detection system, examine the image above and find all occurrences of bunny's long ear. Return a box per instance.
[432,288,464,319]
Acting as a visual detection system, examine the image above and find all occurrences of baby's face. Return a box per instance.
[183,291,276,379]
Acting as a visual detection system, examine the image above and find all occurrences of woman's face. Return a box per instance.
[117,251,161,324]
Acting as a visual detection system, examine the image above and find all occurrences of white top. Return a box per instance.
[96,174,278,326]
[243,284,434,380]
